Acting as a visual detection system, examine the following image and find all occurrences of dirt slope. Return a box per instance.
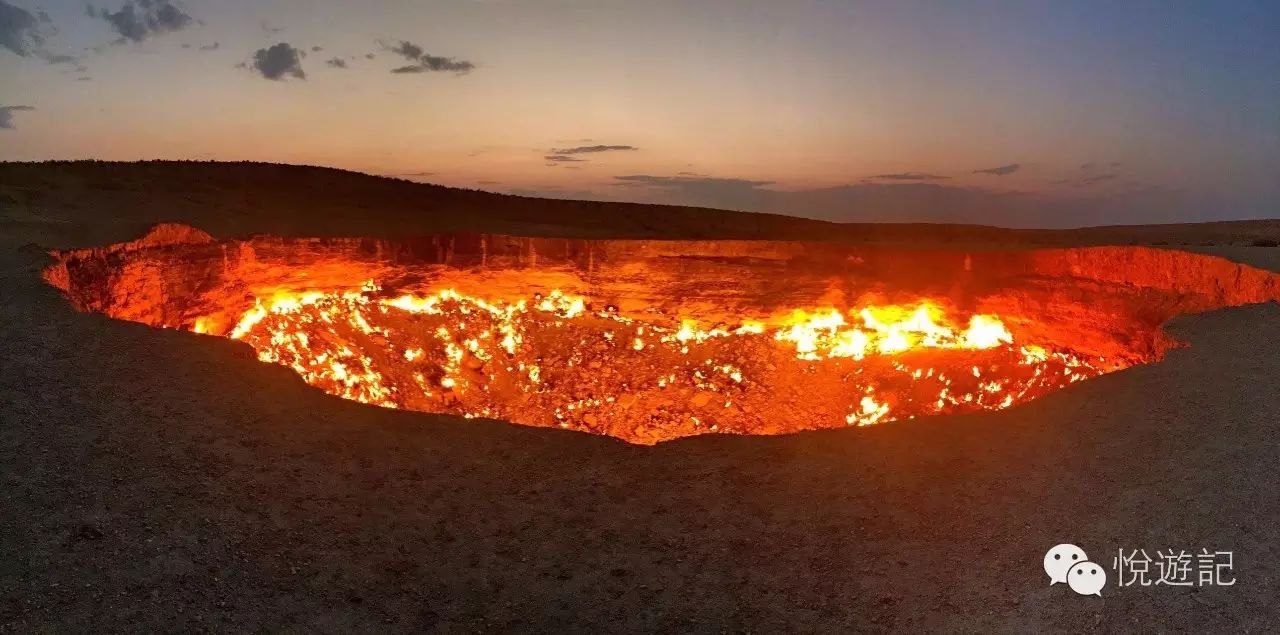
[4,160,1280,247]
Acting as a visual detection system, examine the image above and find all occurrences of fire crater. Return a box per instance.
[45,224,1280,444]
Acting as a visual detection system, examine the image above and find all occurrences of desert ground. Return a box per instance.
[1,163,1278,631]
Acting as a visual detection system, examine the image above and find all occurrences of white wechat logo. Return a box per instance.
[1067,561,1107,596]
[1044,543,1106,596]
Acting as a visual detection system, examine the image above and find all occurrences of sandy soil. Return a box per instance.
[2,178,1279,630]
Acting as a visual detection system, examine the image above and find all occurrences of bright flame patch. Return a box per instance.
[217,283,1123,444]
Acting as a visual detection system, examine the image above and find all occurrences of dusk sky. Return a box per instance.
[2,0,1278,227]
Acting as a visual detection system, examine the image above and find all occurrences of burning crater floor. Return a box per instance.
[43,224,1280,444]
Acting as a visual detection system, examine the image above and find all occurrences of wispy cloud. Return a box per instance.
[544,154,585,165]
[1057,173,1119,187]
[542,143,637,167]
[866,172,949,181]
[550,144,638,155]
[973,163,1020,176]
[1054,161,1123,187]
[0,104,34,129]
[384,40,474,74]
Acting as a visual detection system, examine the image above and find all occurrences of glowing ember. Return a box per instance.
[214,282,1124,444]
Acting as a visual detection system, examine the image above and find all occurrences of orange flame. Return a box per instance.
[212,283,1121,443]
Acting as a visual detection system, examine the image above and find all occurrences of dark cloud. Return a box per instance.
[541,143,637,167]
[325,57,347,68]
[390,40,423,59]
[551,144,638,155]
[544,154,585,164]
[310,45,322,52]
[251,42,305,80]
[198,41,218,51]
[0,0,42,56]
[384,39,474,74]
[365,52,375,59]
[973,163,1020,176]
[0,104,34,129]
[88,0,193,43]
[866,172,949,181]
[0,1,76,64]
[390,56,473,73]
